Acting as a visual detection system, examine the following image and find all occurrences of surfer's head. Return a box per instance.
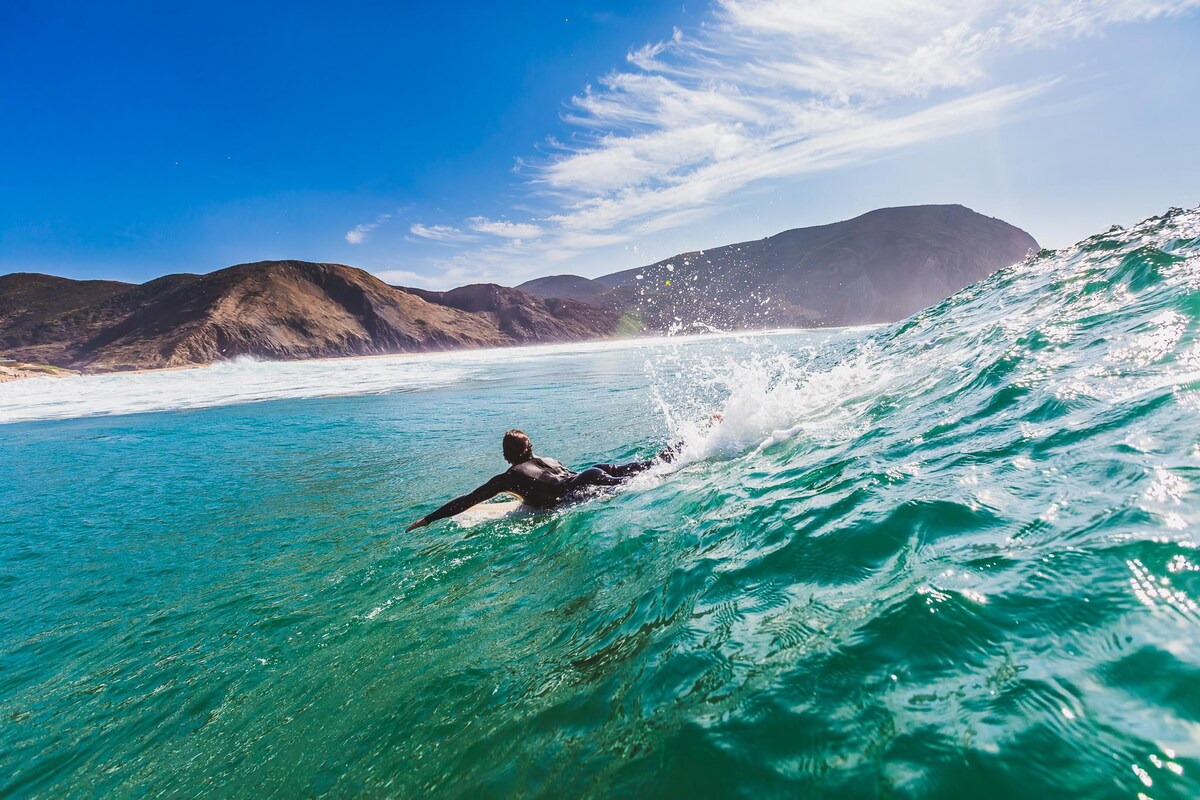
[503,429,533,464]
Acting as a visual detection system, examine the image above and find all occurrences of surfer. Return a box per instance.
[405,422,718,531]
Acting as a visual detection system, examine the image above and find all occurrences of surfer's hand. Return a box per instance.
[406,517,428,532]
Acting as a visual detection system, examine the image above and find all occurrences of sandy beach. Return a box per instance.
[0,362,77,383]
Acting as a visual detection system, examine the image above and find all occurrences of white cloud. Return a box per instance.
[373,264,498,291]
[401,0,1200,279]
[466,217,543,239]
[535,0,1199,232]
[371,269,441,288]
[344,213,391,245]
[408,223,477,243]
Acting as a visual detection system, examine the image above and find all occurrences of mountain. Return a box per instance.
[0,261,620,372]
[0,273,137,357]
[400,283,622,343]
[520,205,1038,331]
[516,275,613,305]
[0,205,1040,374]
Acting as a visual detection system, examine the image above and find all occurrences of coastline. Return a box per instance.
[0,362,77,383]
[0,328,864,426]
[0,324,876,385]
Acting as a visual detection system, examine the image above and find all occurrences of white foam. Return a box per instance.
[0,329,827,426]
[654,340,892,466]
[0,355,480,425]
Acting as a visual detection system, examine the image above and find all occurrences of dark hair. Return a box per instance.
[503,429,533,464]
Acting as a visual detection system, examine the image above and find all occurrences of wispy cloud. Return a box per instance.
[401,0,1200,280]
[372,268,450,289]
[408,223,477,243]
[373,265,497,291]
[344,213,392,245]
[467,217,543,239]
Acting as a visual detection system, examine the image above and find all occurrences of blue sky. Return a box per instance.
[2,1,1198,288]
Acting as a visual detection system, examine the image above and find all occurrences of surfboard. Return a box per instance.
[454,495,527,524]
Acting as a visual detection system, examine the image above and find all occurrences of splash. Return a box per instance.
[650,206,1200,473]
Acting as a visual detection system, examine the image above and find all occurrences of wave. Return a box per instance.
[584,206,1200,795]
[0,328,826,426]
[5,207,1200,797]
[663,206,1200,463]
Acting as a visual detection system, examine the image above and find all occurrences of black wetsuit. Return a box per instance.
[422,449,673,525]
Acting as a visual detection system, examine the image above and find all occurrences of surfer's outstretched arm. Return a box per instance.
[406,474,512,531]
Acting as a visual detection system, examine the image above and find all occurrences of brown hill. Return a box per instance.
[518,205,1038,331]
[0,261,619,372]
[0,205,1039,373]
[401,283,621,343]
[516,275,613,305]
[0,273,135,358]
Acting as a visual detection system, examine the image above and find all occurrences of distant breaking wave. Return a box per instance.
[0,331,813,426]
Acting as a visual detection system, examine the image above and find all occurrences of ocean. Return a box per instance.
[2,207,1199,797]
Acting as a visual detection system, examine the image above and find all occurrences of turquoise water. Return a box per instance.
[3,208,1200,798]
